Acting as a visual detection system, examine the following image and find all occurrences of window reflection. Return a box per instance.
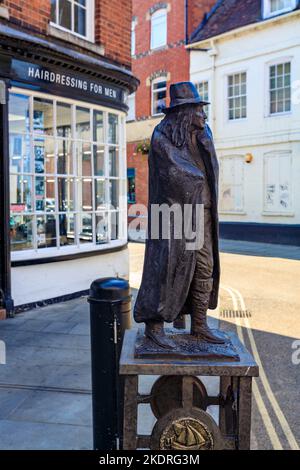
[79,213,92,243]
[96,213,108,244]
[59,213,75,246]
[76,106,90,140]
[108,113,118,144]
[33,98,53,135]
[109,147,119,177]
[10,215,33,251]
[57,102,72,138]
[57,140,72,174]
[37,214,57,248]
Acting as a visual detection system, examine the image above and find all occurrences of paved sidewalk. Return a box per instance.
[0,298,92,450]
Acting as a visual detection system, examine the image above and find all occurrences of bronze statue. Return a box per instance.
[134,82,225,350]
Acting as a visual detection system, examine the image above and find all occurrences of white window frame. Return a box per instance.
[219,155,245,214]
[9,87,127,262]
[265,58,292,117]
[263,150,294,216]
[195,80,210,122]
[263,0,297,18]
[50,0,95,42]
[150,8,167,50]
[227,71,247,121]
[151,77,167,116]
[126,93,136,122]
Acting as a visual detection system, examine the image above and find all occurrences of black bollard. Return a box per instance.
[88,277,131,450]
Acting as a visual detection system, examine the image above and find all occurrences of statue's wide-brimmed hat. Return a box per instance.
[162,81,210,113]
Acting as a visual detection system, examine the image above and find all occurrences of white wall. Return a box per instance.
[190,12,300,226]
[12,246,129,306]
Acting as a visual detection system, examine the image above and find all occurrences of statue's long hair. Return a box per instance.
[157,105,197,148]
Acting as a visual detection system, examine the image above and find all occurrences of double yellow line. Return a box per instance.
[221,285,299,451]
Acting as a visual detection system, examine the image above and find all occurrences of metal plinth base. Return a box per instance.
[119,329,259,450]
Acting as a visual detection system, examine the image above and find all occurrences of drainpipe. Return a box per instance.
[0,80,14,317]
[207,40,218,136]
[185,0,189,44]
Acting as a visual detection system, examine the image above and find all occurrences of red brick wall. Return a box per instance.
[2,0,132,68]
[3,0,50,33]
[187,0,217,36]
[95,0,132,68]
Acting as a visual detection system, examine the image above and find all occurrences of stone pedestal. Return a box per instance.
[119,329,259,450]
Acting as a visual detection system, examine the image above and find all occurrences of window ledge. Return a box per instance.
[219,211,246,215]
[48,23,104,56]
[11,240,127,266]
[262,211,295,217]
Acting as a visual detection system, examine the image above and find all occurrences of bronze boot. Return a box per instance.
[145,321,176,349]
[190,278,225,344]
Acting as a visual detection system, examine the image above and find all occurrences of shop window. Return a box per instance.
[50,0,94,41]
[151,8,167,50]
[219,156,244,213]
[9,91,124,255]
[127,168,136,204]
[264,151,293,213]
[269,62,291,114]
[152,78,167,116]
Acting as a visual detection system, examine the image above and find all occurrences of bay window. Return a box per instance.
[9,90,126,258]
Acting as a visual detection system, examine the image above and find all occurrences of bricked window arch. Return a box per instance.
[151,8,167,50]
[50,0,95,42]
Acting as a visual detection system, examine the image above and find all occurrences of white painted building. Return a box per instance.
[189,0,300,244]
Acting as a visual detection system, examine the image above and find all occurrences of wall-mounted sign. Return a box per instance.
[7,59,127,109]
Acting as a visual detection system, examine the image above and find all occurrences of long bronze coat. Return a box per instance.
[134,123,220,323]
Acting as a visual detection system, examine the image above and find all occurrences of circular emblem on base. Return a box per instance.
[150,407,224,450]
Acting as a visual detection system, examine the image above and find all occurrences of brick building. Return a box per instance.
[126,0,216,240]
[0,1,138,312]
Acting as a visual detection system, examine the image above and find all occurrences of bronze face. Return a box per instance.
[191,104,207,131]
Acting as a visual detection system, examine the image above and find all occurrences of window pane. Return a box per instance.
[34,138,55,174]
[10,215,33,251]
[57,139,73,174]
[109,179,119,209]
[9,134,31,174]
[58,0,71,30]
[50,0,56,22]
[74,4,86,36]
[151,10,167,49]
[93,144,105,176]
[77,142,92,176]
[9,93,30,134]
[108,113,119,144]
[59,213,75,246]
[57,102,72,138]
[76,106,90,140]
[79,213,92,243]
[10,175,33,212]
[110,212,119,240]
[37,214,57,248]
[109,147,119,177]
[35,176,56,212]
[95,179,106,210]
[33,98,53,135]
[152,81,166,114]
[93,110,104,142]
[96,213,108,244]
[58,177,74,211]
[80,178,93,211]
